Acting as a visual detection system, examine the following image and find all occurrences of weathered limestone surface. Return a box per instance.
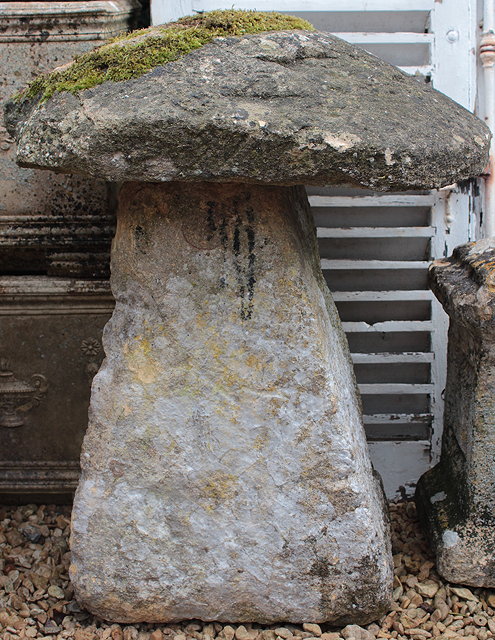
[6,30,490,191]
[416,240,495,587]
[70,182,393,624]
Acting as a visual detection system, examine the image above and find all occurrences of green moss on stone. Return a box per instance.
[16,10,314,103]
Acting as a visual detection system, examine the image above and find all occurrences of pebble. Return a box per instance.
[416,581,440,599]
[450,587,478,602]
[2,502,495,640]
[20,524,44,544]
[341,625,375,640]
[303,625,322,637]
[47,584,65,599]
[223,627,235,640]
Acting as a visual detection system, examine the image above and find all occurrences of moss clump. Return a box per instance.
[16,10,314,103]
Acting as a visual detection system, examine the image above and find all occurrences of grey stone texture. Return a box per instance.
[6,30,490,191]
[70,182,393,624]
[416,240,495,587]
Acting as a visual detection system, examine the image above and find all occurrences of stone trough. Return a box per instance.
[4,9,491,626]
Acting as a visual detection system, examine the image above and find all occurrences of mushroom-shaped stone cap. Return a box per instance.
[5,10,491,190]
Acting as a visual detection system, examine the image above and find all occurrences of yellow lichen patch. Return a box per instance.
[200,470,238,507]
[124,336,160,384]
[253,429,269,450]
[15,10,314,103]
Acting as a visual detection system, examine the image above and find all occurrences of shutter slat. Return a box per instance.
[399,65,433,76]
[321,259,429,269]
[317,227,434,238]
[342,320,433,332]
[334,32,433,44]
[309,195,435,207]
[359,383,434,394]
[351,352,433,363]
[333,290,432,301]
[363,413,431,423]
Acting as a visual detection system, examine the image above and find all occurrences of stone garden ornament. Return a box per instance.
[416,240,495,587]
[5,10,490,625]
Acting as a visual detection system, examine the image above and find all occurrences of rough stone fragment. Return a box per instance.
[70,182,393,624]
[416,240,495,587]
[5,31,490,191]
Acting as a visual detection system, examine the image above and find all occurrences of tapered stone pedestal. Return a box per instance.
[416,240,495,587]
[69,182,392,623]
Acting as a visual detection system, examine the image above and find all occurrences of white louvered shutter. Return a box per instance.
[150,0,481,498]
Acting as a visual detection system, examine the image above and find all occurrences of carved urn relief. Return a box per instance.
[0,359,48,428]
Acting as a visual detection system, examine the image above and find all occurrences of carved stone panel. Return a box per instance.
[0,277,113,500]
[0,1,138,277]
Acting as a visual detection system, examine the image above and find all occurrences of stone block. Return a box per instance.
[416,239,495,587]
[70,182,393,624]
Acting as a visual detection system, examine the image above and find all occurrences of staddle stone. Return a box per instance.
[5,8,491,624]
[71,182,392,623]
[416,240,495,587]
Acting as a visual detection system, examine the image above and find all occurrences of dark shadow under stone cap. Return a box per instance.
[6,29,491,190]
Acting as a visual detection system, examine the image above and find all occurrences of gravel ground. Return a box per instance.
[1,501,495,640]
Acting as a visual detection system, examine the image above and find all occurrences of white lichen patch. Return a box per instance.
[323,132,362,152]
[442,529,460,549]
[430,491,447,503]
[384,148,395,166]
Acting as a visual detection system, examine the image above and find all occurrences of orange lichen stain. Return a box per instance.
[195,315,207,329]
[245,354,259,369]
[470,257,495,292]
[245,353,271,372]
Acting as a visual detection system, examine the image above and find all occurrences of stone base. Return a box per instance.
[70,182,393,624]
[416,240,495,588]
[416,460,495,587]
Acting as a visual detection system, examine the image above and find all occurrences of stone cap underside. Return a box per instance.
[6,29,491,190]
